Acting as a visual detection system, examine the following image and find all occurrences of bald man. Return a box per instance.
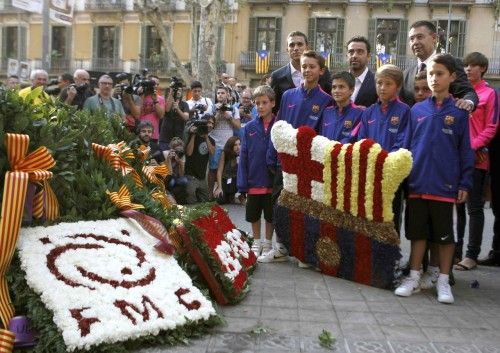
[59,69,94,110]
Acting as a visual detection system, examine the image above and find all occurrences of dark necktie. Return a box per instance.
[420,63,426,73]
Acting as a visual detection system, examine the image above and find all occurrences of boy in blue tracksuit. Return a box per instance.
[237,85,276,256]
[321,71,363,143]
[357,64,410,235]
[357,64,410,152]
[395,54,474,304]
[262,50,332,263]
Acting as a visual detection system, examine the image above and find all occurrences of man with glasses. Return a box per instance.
[60,69,94,110]
[83,75,125,118]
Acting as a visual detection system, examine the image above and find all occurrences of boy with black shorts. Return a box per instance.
[237,85,276,255]
[395,54,474,303]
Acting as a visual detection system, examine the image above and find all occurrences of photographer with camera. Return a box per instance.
[164,137,188,204]
[83,75,125,118]
[234,88,257,128]
[113,72,142,129]
[187,80,213,120]
[184,115,216,204]
[59,69,93,110]
[207,85,241,199]
[159,78,189,150]
[129,120,165,164]
[122,71,166,142]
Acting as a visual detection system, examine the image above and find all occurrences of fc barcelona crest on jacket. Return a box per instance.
[390,116,400,125]
[344,120,353,129]
[445,115,455,125]
[312,104,320,113]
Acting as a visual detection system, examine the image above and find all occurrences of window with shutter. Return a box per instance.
[435,20,465,57]
[248,17,257,52]
[275,17,282,53]
[308,18,317,51]
[336,18,345,55]
[397,19,408,56]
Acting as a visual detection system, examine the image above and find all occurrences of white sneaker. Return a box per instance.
[437,277,454,304]
[257,246,288,263]
[420,269,439,290]
[251,241,263,256]
[261,241,272,254]
[394,276,421,297]
[297,260,311,268]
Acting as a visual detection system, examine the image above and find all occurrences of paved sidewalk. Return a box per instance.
[138,205,500,353]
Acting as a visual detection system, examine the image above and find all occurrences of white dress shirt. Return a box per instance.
[290,63,303,88]
[351,66,369,103]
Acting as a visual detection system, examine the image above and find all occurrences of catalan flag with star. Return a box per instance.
[376,52,392,68]
[320,50,331,70]
[256,49,270,74]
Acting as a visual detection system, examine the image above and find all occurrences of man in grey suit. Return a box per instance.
[400,20,478,111]
[346,36,378,108]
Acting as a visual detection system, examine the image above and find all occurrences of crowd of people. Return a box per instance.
[3,20,499,305]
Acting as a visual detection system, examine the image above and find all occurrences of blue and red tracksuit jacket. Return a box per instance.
[320,102,363,143]
[405,95,474,199]
[267,84,332,168]
[238,116,275,193]
[357,98,410,151]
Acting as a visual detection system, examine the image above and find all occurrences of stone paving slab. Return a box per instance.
[135,205,500,353]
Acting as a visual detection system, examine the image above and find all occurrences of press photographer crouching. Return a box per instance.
[164,137,188,204]
[159,77,189,150]
[129,120,165,165]
[185,115,216,204]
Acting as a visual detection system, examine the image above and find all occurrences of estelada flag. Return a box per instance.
[320,51,331,70]
[376,53,392,68]
[256,50,270,74]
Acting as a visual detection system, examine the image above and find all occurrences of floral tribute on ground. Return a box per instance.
[176,205,257,305]
[16,218,216,352]
[272,121,413,288]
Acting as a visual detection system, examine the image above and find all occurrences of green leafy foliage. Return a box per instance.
[1,90,226,351]
[318,329,336,350]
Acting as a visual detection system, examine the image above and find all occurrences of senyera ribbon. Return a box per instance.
[0,134,58,341]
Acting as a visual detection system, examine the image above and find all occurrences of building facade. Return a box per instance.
[0,0,498,85]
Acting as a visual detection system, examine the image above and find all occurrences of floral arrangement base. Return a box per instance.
[271,122,411,289]
[275,202,401,289]
[16,218,216,352]
[181,205,257,304]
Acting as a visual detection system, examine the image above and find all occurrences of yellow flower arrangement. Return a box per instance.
[381,149,413,222]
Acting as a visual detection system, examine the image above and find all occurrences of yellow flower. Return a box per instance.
[322,141,338,206]
[350,142,362,217]
[365,143,382,221]
[381,148,413,222]
[336,144,349,212]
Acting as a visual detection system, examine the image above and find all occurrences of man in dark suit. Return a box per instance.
[270,31,332,113]
[400,20,478,111]
[346,36,378,108]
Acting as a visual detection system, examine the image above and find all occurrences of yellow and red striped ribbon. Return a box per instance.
[151,190,173,210]
[0,133,58,330]
[106,185,144,210]
[0,328,15,353]
[142,164,169,190]
[92,142,144,188]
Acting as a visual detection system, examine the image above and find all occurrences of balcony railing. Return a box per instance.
[239,52,290,71]
[85,0,126,11]
[138,57,169,76]
[88,58,128,72]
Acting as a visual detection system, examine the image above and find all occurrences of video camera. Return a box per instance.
[217,104,233,112]
[120,69,156,97]
[169,76,185,100]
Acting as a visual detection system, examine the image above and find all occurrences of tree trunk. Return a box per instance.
[197,0,224,99]
[190,3,199,77]
[136,0,193,85]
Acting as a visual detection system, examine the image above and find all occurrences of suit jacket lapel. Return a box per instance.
[284,64,295,88]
